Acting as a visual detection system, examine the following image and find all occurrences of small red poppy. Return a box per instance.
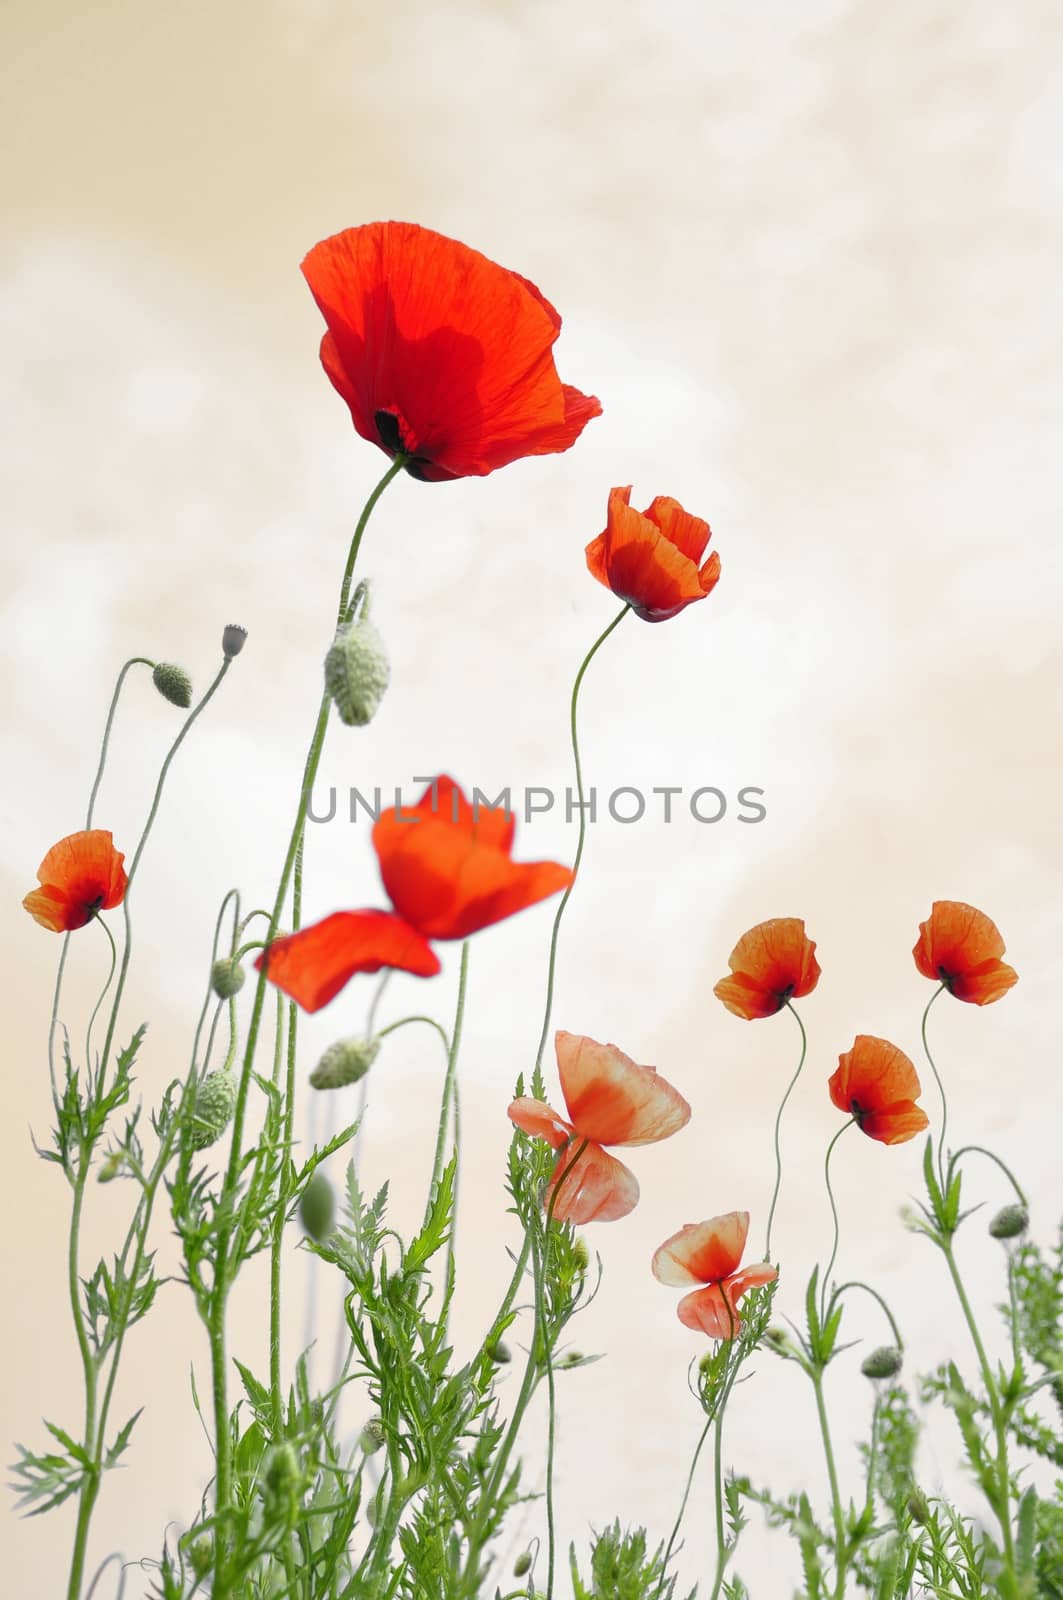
[652,1211,777,1339]
[713,918,821,1020]
[585,486,720,622]
[828,1035,929,1146]
[301,222,601,481]
[913,901,1018,1006]
[508,1031,691,1224]
[23,830,128,933]
[258,778,572,1011]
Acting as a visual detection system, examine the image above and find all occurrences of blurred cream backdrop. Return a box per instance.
[3,0,1062,1593]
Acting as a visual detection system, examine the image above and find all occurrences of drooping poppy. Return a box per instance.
[301,222,601,482]
[652,1211,778,1339]
[507,1031,691,1224]
[713,918,821,1020]
[585,486,720,623]
[913,901,1018,1006]
[23,830,128,932]
[828,1035,930,1146]
[257,778,572,1012]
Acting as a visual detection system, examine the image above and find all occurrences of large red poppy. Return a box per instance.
[258,778,572,1011]
[301,222,601,481]
[507,1031,691,1224]
[652,1211,777,1339]
[585,486,720,622]
[913,901,1018,1006]
[828,1035,929,1145]
[23,830,128,932]
[713,918,820,1020]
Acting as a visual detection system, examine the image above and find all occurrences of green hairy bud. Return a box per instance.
[359,1418,386,1455]
[907,1488,930,1526]
[488,1339,511,1364]
[860,1345,904,1381]
[298,1171,335,1241]
[211,956,245,998]
[988,1203,1029,1240]
[324,586,389,727]
[187,1069,237,1150]
[310,1035,379,1090]
[513,1552,533,1577]
[151,662,193,709]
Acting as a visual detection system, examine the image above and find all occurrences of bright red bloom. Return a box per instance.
[23,830,128,932]
[913,901,1018,1006]
[713,918,821,1020]
[828,1035,930,1145]
[258,778,572,1012]
[652,1212,777,1339]
[508,1031,691,1224]
[585,486,720,622]
[301,222,601,482]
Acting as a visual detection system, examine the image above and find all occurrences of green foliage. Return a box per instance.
[569,1522,696,1600]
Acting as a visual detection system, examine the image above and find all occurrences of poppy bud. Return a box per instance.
[211,956,245,999]
[513,1552,532,1577]
[324,601,390,727]
[488,1340,511,1364]
[310,1035,379,1090]
[988,1204,1029,1241]
[152,662,193,709]
[359,1418,386,1455]
[187,1535,213,1580]
[560,1350,584,1368]
[222,624,248,659]
[96,1149,126,1183]
[860,1345,904,1381]
[298,1171,335,1241]
[764,1326,795,1357]
[188,1069,237,1150]
[906,1488,930,1526]
[572,1239,590,1273]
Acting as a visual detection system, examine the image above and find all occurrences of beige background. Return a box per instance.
[3,0,1062,1593]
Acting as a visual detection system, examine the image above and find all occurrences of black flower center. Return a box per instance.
[374,409,433,480]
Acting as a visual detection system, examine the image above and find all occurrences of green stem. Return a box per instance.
[829,1280,904,1352]
[707,1299,739,1600]
[919,985,947,1183]
[208,457,403,1595]
[947,1144,1028,1208]
[532,605,629,1084]
[811,1366,847,1599]
[820,1120,853,1321]
[765,1002,806,1261]
[85,918,117,1080]
[657,1416,713,1600]
[65,1158,99,1600]
[537,1138,588,1600]
[427,944,470,1219]
[85,657,154,829]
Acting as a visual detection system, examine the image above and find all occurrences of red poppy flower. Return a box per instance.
[828,1035,929,1145]
[585,486,720,623]
[301,222,601,482]
[713,918,821,1020]
[258,778,572,1012]
[913,901,1018,1006]
[23,830,128,932]
[652,1212,777,1339]
[507,1031,691,1224]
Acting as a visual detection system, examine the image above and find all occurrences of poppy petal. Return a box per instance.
[545,1140,640,1224]
[255,910,440,1012]
[554,1031,691,1147]
[302,222,601,481]
[712,973,788,1021]
[726,1262,780,1300]
[857,1102,931,1145]
[23,830,128,932]
[829,1035,923,1118]
[652,1212,750,1287]
[644,496,712,564]
[913,901,1017,1005]
[506,1096,573,1150]
[676,1284,745,1340]
[586,487,716,623]
[715,919,821,1019]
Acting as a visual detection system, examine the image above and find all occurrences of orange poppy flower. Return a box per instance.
[301,222,601,482]
[713,918,821,1020]
[828,1035,930,1145]
[585,486,720,622]
[23,830,128,932]
[507,1031,691,1224]
[913,901,1018,1006]
[258,778,571,1011]
[652,1211,778,1339]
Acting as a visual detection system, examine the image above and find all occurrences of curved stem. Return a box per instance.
[532,605,629,1082]
[829,1280,904,1352]
[85,657,154,829]
[48,934,73,1115]
[427,944,470,1218]
[65,1159,98,1600]
[812,1366,847,1599]
[820,1120,853,1321]
[657,1416,712,1599]
[947,1144,1028,1208]
[708,1298,739,1600]
[919,985,947,1182]
[85,917,118,1080]
[765,1002,806,1261]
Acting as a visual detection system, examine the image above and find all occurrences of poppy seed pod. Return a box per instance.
[989,1203,1029,1240]
[324,606,390,727]
[211,957,245,999]
[188,1069,237,1150]
[298,1171,335,1241]
[861,1345,904,1381]
[221,623,248,659]
[151,662,193,709]
[310,1035,379,1090]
